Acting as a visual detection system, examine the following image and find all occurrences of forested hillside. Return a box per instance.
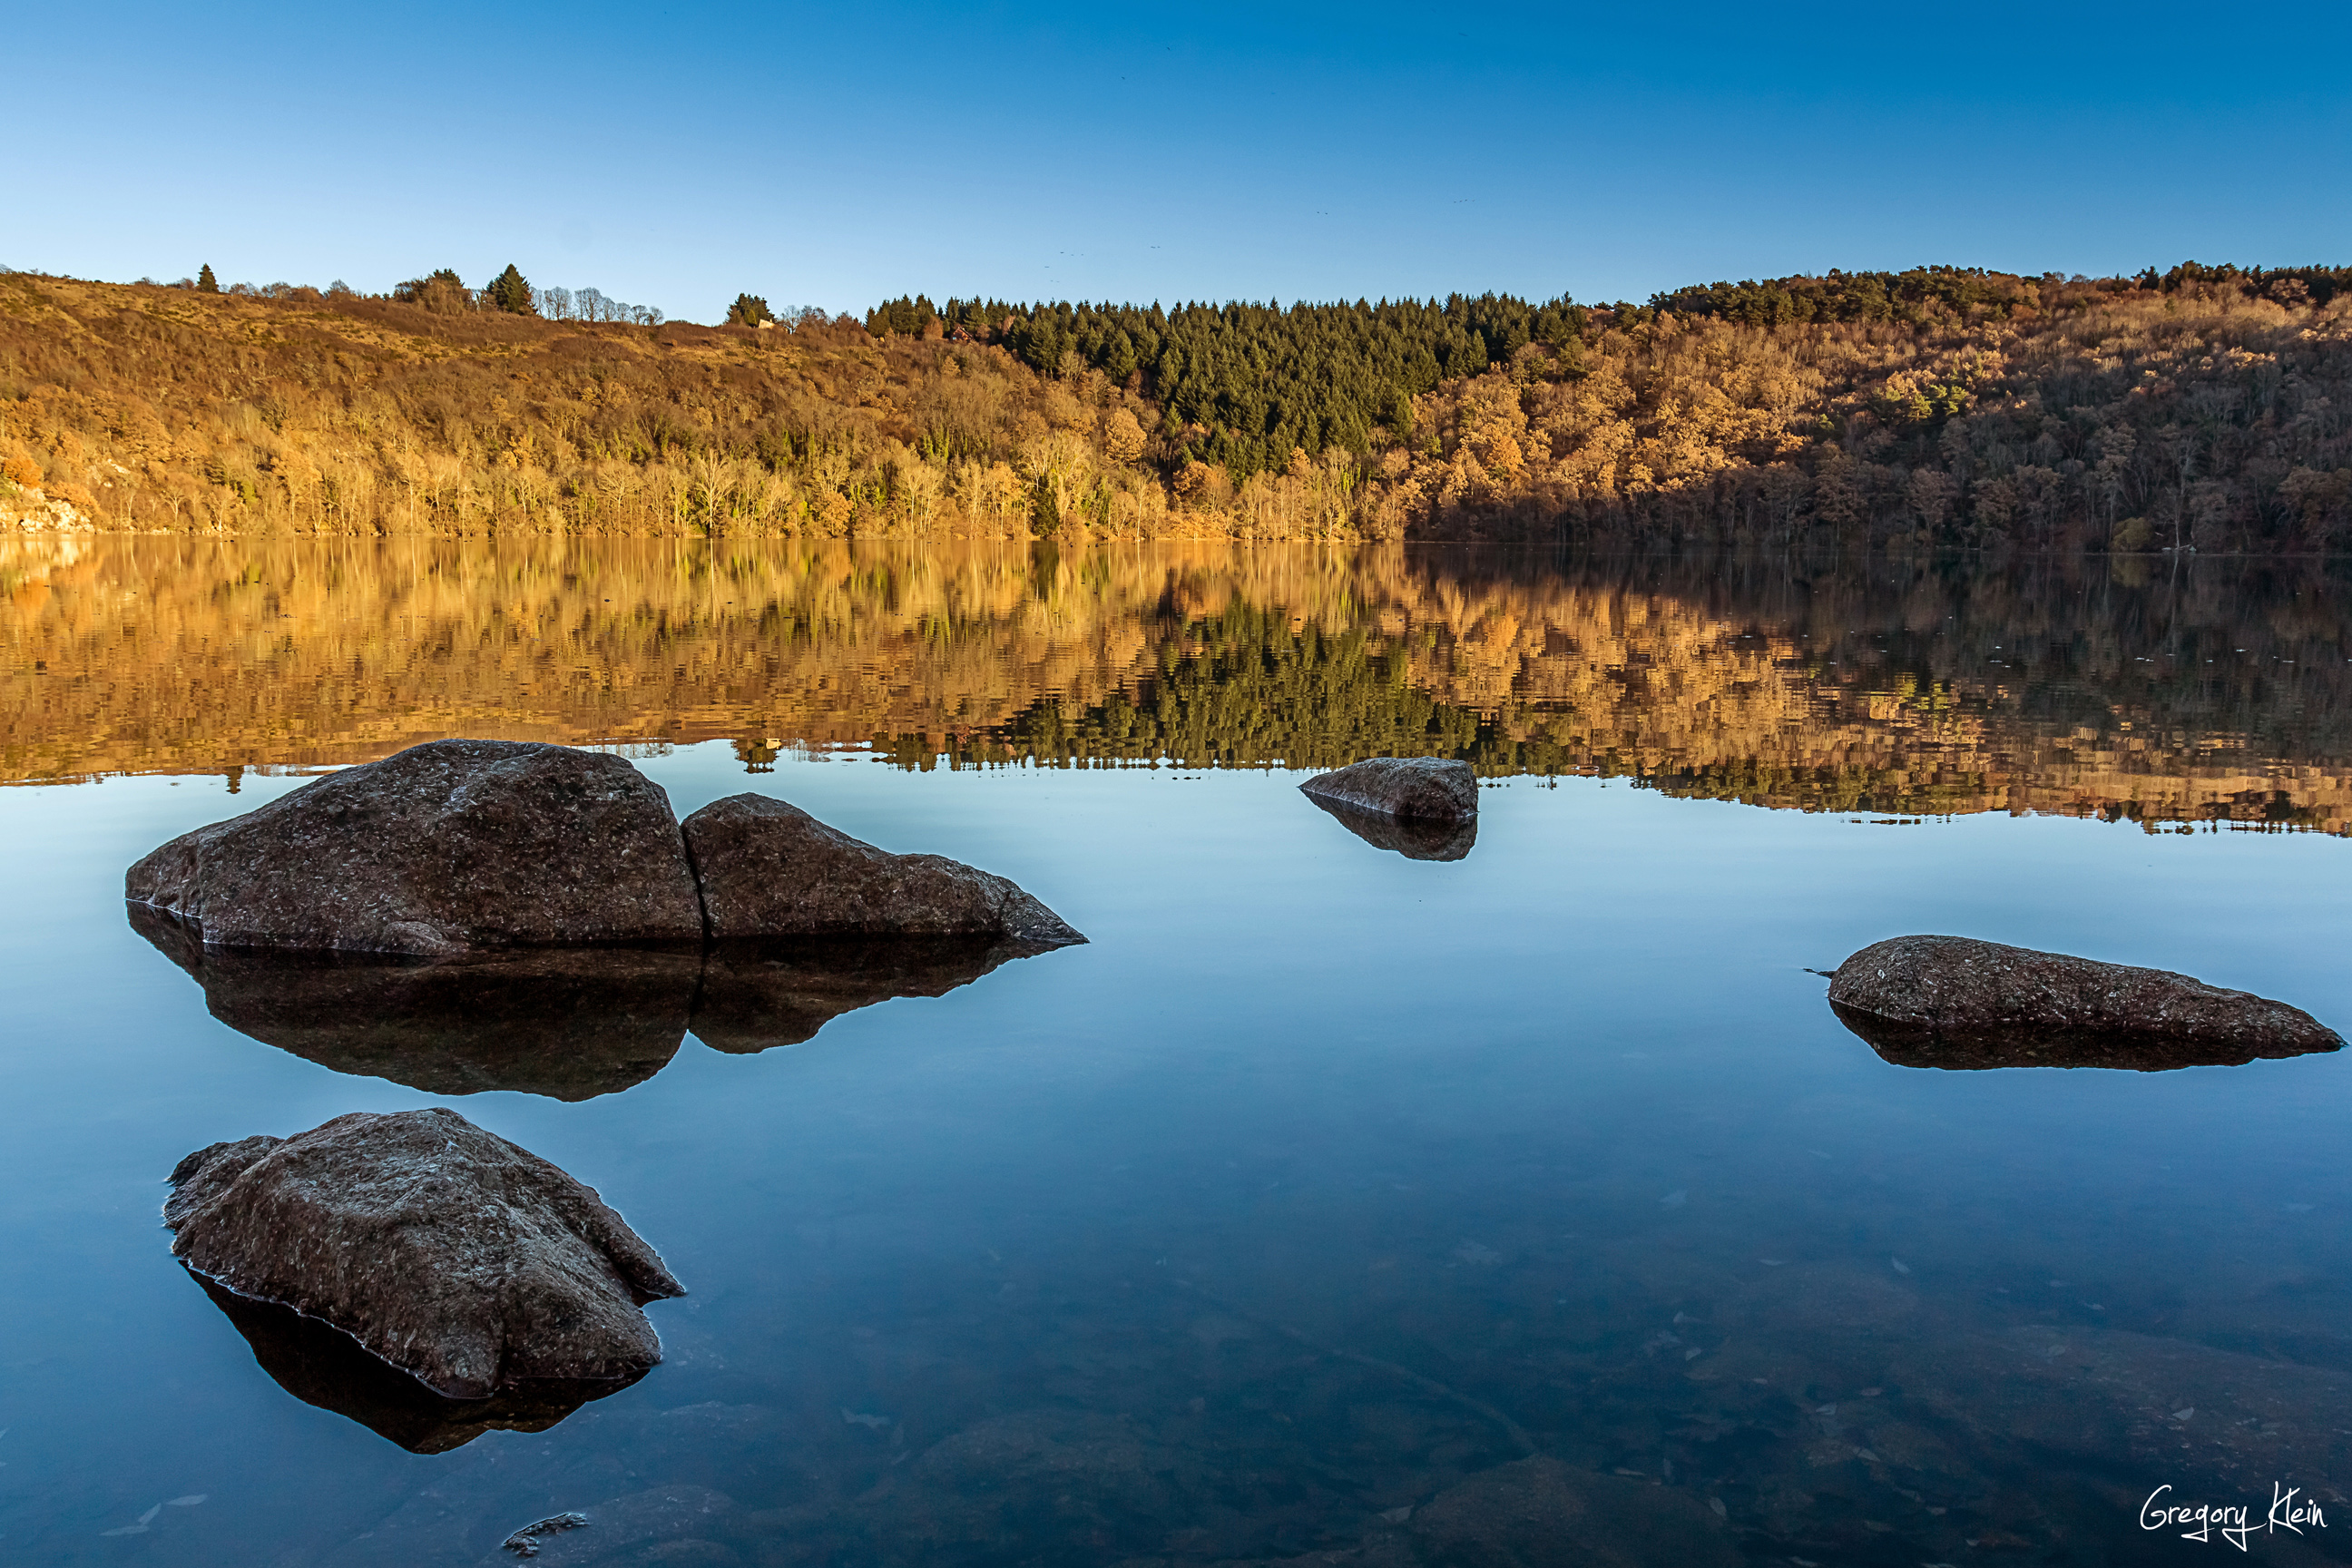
[3,263,2347,551]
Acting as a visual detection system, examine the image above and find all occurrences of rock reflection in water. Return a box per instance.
[691,936,1059,1054]
[130,906,698,1101]
[130,906,1072,1094]
[1830,1000,2346,1072]
[190,1272,637,1455]
[1305,795,1478,861]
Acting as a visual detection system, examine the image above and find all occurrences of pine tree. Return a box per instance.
[196,264,218,294]
[726,293,774,328]
[485,264,536,316]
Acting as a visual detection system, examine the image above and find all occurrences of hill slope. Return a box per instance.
[1,266,2347,550]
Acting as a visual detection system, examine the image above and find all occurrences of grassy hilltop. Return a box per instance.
[1,263,2347,550]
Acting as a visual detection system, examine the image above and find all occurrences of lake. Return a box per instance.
[4,535,2350,1566]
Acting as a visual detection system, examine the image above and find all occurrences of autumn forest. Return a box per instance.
[2,262,2348,552]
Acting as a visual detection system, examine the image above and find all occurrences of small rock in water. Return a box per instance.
[503,1512,589,1557]
[1297,756,1477,824]
[1709,1496,1728,1518]
[1826,935,2342,1071]
[164,1108,681,1401]
[2173,1406,2195,1420]
[842,1408,892,1429]
[1378,1504,1414,1523]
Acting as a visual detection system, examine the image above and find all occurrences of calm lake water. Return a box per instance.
[5,537,2352,1566]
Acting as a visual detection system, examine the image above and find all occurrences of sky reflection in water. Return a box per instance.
[2,544,2350,1565]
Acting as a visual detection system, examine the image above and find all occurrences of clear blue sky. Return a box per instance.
[14,1,2350,323]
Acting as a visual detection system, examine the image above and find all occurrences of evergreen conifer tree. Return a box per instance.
[196,264,218,293]
[485,264,536,315]
[726,293,774,327]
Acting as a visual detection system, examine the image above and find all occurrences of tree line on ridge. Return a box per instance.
[0,260,2347,552]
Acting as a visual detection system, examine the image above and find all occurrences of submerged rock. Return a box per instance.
[681,793,1083,945]
[1305,794,1478,861]
[469,1487,737,1567]
[126,740,704,956]
[131,905,697,1100]
[691,935,1054,1054]
[190,1272,628,1453]
[1298,757,1478,824]
[1828,935,2342,1070]
[165,1108,683,1400]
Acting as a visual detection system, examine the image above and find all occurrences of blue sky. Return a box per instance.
[14,1,2350,322]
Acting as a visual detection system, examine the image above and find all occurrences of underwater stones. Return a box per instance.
[165,1108,682,1401]
[126,740,704,956]
[681,792,1084,945]
[470,1487,738,1567]
[1828,936,2342,1070]
[1298,757,1478,825]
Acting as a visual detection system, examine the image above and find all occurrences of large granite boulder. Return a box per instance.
[691,935,1051,1054]
[125,740,705,956]
[681,793,1083,945]
[130,905,697,1101]
[164,1108,683,1400]
[1298,757,1477,824]
[1828,936,2342,1070]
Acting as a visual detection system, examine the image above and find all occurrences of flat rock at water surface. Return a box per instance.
[681,793,1083,945]
[1305,794,1478,860]
[1298,757,1478,824]
[129,906,695,1100]
[125,740,704,956]
[165,1108,682,1400]
[1828,935,2341,1069]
